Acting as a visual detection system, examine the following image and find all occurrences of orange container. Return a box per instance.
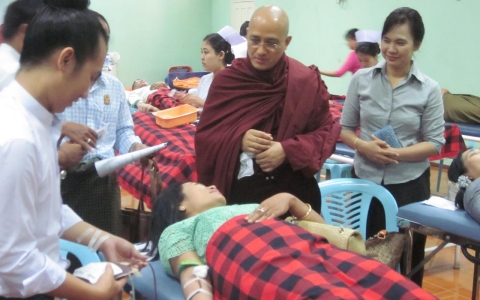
[152,104,199,128]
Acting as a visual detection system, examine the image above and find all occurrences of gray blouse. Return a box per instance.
[341,60,445,185]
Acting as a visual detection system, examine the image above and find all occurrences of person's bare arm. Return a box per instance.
[170,251,213,300]
[319,70,339,77]
[177,94,206,108]
[340,129,399,165]
[245,193,325,224]
[61,221,148,269]
[137,103,159,112]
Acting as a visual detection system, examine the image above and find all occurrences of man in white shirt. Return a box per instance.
[0,0,44,92]
[0,2,146,299]
[0,0,95,171]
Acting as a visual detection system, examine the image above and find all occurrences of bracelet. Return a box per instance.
[178,260,204,277]
[294,203,312,220]
[354,138,361,153]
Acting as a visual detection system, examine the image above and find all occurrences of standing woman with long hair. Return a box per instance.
[0,0,146,299]
[340,7,445,286]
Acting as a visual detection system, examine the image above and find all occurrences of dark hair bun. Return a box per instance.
[224,50,235,65]
[448,153,466,182]
[43,0,89,10]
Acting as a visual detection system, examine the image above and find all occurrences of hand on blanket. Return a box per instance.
[177,94,205,107]
[242,129,273,154]
[245,193,293,223]
[138,103,159,112]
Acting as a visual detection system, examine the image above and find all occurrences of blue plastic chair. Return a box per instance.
[316,159,353,182]
[319,178,398,238]
[59,239,101,266]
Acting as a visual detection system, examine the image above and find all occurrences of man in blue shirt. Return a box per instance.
[57,72,148,235]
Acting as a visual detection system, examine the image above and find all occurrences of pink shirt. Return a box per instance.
[334,50,361,77]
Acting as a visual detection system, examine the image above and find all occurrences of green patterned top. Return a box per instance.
[159,204,258,276]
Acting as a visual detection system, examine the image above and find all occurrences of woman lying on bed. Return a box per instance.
[448,149,480,224]
[148,182,434,300]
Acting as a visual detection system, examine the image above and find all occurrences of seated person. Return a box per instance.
[354,30,381,68]
[176,33,234,108]
[148,182,435,299]
[448,149,480,224]
[137,33,235,114]
[442,88,480,124]
[127,79,168,111]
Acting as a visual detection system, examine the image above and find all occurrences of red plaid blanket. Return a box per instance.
[430,124,466,161]
[331,101,466,160]
[117,112,197,208]
[206,216,435,300]
[146,88,181,110]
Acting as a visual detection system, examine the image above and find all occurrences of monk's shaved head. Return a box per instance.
[250,5,289,39]
[246,5,292,71]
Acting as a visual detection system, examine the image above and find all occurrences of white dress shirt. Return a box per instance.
[0,81,82,298]
[0,43,20,92]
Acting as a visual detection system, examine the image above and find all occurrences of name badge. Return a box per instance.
[104,94,110,105]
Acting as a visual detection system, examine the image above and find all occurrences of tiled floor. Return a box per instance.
[120,164,478,299]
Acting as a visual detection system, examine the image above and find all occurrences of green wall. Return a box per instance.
[5,0,474,93]
[211,0,231,34]
[90,0,212,87]
[221,0,480,96]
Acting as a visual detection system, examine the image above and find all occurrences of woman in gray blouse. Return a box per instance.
[340,7,445,287]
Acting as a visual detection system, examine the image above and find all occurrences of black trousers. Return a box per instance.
[0,296,53,300]
[353,167,430,287]
[61,159,121,235]
[229,164,321,213]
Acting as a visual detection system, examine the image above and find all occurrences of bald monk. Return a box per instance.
[195,5,340,212]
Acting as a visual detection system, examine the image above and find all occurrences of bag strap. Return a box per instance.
[137,159,162,213]
[149,159,162,200]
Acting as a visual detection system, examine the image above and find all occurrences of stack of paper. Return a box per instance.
[422,196,457,211]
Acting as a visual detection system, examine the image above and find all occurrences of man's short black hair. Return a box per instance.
[2,0,45,40]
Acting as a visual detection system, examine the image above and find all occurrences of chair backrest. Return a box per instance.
[319,178,398,238]
[59,239,101,266]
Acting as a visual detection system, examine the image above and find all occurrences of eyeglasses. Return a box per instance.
[248,37,280,51]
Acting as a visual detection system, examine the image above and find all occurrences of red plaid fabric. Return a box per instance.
[330,100,344,123]
[429,124,466,161]
[206,216,435,300]
[146,88,181,110]
[116,112,197,208]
